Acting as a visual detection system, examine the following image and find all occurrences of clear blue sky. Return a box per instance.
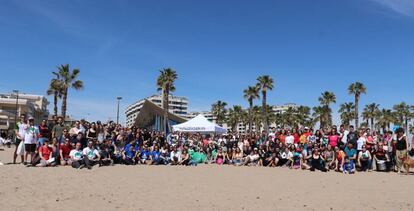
[0,0,413,124]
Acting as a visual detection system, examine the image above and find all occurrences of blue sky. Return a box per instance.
[0,0,413,124]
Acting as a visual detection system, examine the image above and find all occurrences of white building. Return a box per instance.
[0,92,49,129]
[271,103,300,114]
[125,95,189,127]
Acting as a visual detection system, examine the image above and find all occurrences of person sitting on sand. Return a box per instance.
[310,149,327,172]
[169,145,181,165]
[69,142,85,169]
[122,144,137,165]
[342,156,355,174]
[98,143,113,166]
[215,148,225,165]
[82,140,101,169]
[150,145,163,165]
[59,138,72,166]
[179,149,197,166]
[36,139,55,167]
[232,147,244,166]
[242,148,260,166]
[357,145,372,172]
[137,145,151,165]
[334,146,345,172]
[373,142,390,171]
[344,142,357,168]
[323,145,336,170]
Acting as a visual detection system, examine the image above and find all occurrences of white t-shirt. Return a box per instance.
[82,147,99,159]
[285,135,294,145]
[69,149,83,161]
[170,151,181,162]
[357,137,366,151]
[17,122,28,140]
[24,125,39,144]
[341,130,349,144]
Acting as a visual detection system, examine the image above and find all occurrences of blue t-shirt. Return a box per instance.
[140,150,150,160]
[344,147,357,158]
[125,150,136,159]
[151,151,161,160]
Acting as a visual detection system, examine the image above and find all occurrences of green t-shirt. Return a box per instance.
[52,124,69,138]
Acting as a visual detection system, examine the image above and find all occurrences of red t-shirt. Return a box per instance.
[293,134,300,144]
[39,146,52,160]
[60,144,72,159]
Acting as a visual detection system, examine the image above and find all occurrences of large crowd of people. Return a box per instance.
[3,114,414,174]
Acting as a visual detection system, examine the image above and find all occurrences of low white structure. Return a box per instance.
[172,114,227,134]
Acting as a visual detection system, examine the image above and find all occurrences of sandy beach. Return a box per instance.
[0,147,412,211]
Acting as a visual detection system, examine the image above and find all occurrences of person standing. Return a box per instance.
[13,115,27,164]
[393,128,408,174]
[38,119,50,148]
[24,117,39,165]
[51,117,69,141]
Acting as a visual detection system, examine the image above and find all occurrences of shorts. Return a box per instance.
[25,144,36,153]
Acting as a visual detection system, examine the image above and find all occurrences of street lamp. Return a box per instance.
[12,90,19,129]
[116,97,122,125]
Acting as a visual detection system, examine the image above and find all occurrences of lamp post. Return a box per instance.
[12,90,19,129]
[116,97,122,125]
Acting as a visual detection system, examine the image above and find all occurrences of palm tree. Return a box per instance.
[393,102,412,133]
[318,91,336,127]
[243,85,260,134]
[240,110,249,133]
[377,109,396,131]
[156,68,178,133]
[312,106,326,128]
[227,105,243,132]
[252,106,262,132]
[55,64,84,120]
[46,72,63,116]
[348,82,367,128]
[211,100,227,126]
[362,103,380,130]
[338,102,355,126]
[296,106,312,127]
[257,75,274,133]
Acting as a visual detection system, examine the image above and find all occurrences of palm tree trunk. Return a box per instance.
[355,95,359,128]
[53,91,58,116]
[370,118,374,131]
[61,88,68,120]
[248,100,253,134]
[262,90,268,133]
[163,88,169,133]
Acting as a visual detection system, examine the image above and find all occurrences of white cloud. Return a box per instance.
[371,0,414,17]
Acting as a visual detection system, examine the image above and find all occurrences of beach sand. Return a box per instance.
[0,147,413,211]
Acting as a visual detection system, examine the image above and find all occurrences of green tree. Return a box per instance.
[318,91,336,127]
[243,85,260,134]
[393,102,412,133]
[348,82,367,128]
[362,103,380,130]
[257,75,274,133]
[211,100,228,126]
[227,105,243,132]
[157,68,178,133]
[338,102,355,126]
[46,72,63,116]
[376,109,396,131]
[55,64,84,120]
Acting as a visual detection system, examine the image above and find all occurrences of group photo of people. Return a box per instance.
[6,114,413,175]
